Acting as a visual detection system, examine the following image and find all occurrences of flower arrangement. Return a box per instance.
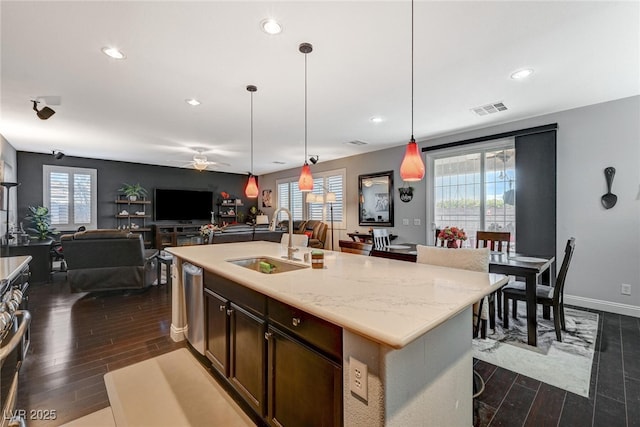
[438,226,467,242]
[200,223,220,237]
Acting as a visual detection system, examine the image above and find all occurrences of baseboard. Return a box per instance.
[170,324,187,342]
[564,294,640,318]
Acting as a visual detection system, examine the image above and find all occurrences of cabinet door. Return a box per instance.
[204,288,229,377]
[267,326,343,427]
[229,302,266,416]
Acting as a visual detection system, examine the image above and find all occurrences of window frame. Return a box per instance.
[276,168,346,229]
[43,165,98,230]
[426,138,515,245]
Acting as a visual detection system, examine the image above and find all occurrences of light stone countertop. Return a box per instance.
[167,241,508,349]
[0,255,31,285]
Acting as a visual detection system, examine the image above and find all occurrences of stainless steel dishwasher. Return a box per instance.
[182,262,204,355]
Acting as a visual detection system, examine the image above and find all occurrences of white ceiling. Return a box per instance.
[1,1,638,175]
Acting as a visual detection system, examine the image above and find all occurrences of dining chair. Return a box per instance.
[281,233,309,247]
[416,245,491,338]
[433,228,445,247]
[338,240,373,255]
[372,229,390,249]
[475,231,512,326]
[501,237,576,342]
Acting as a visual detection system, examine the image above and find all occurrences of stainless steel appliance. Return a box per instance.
[0,261,31,427]
[183,263,204,355]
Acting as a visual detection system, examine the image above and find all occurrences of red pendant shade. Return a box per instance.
[245,175,259,198]
[298,162,314,192]
[400,138,425,181]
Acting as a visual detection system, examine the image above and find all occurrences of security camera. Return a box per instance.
[309,155,319,165]
[52,150,65,160]
[32,100,55,120]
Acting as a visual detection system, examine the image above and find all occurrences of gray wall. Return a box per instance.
[260,96,640,316]
[16,152,257,234]
[0,135,18,239]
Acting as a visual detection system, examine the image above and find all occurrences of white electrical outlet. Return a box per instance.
[413,218,421,226]
[402,218,409,226]
[621,283,631,296]
[349,356,368,401]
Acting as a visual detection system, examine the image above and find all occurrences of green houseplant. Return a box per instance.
[25,206,59,240]
[118,183,148,201]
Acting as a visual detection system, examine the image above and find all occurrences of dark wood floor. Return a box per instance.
[17,273,184,427]
[474,308,640,427]
[17,274,639,427]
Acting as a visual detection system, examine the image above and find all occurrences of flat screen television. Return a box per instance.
[154,188,213,222]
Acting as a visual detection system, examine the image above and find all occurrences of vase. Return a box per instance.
[447,240,459,249]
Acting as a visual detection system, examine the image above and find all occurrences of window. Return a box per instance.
[43,165,97,230]
[276,168,345,229]
[426,139,516,248]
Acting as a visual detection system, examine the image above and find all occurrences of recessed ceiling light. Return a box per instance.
[510,68,534,80]
[261,19,282,35]
[101,47,126,60]
[185,99,201,106]
[370,116,384,123]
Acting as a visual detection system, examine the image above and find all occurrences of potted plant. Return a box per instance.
[118,183,148,201]
[25,206,59,240]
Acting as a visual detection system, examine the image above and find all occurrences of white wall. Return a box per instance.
[259,96,640,316]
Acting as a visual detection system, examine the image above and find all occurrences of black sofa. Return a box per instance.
[61,229,158,293]
[208,224,284,244]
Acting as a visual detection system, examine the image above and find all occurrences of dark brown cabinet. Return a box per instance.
[204,288,229,376]
[229,303,266,416]
[266,326,342,427]
[203,269,342,426]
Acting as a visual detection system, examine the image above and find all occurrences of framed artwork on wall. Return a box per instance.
[262,189,273,208]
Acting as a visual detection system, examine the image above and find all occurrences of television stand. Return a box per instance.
[153,224,205,249]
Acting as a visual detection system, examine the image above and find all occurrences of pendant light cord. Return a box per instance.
[250,90,254,175]
[411,0,414,141]
[304,52,308,161]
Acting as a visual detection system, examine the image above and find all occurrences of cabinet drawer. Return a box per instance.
[268,298,342,362]
[204,270,266,316]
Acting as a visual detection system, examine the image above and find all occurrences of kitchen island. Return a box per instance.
[167,241,507,426]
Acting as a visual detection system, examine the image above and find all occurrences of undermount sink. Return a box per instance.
[227,256,309,274]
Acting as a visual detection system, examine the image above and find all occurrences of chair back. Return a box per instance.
[434,228,445,246]
[553,238,576,306]
[281,233,309,247]
[339,240,373,255]
[372,229,390,249]
[476,231,511,253]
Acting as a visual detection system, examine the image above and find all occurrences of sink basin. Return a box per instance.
[227,256,309,274]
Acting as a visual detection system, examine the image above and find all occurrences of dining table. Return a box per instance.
[370,243,555,347]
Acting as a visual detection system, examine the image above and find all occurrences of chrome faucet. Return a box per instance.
[269,207,299,261]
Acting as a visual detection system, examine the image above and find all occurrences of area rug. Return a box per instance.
[472,305,598,397]
[104,348,254,427]
[60,407,115,427]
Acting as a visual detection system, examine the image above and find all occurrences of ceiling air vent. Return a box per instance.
[345,140,368,146]
[471,102,508,116]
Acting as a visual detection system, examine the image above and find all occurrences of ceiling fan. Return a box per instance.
[181,149,230,171]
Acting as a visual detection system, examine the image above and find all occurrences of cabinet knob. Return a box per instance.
[264,332,272,341]
[219,305,226,312]
[226,309,234,316]
[292,317,302,327]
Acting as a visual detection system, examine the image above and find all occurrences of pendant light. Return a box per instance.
[298,42,314,192]
[244,85,259,198]
[400,0,426,182]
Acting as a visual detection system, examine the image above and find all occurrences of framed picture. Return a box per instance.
[262,189,273,208]
[358,170,394,226]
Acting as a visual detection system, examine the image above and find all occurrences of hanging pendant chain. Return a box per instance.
[411,0,414,140]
